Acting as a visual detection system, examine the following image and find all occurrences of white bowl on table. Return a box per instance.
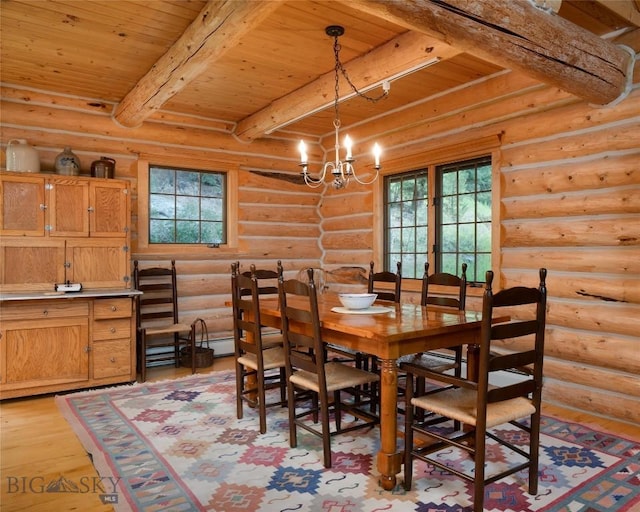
[338,293,377,310]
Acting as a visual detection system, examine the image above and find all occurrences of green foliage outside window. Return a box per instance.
[384,156,492,282]
[149,166,226,244]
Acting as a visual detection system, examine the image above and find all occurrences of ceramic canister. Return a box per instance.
[54,147,81,175]
[6,139,41,172]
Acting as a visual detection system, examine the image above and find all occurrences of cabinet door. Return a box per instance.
[0,238,66,292]
[66,239,129,289]
[0,317,90,390]
[0,173,46,236]
[90,181,129,237]
[48,177,90,237]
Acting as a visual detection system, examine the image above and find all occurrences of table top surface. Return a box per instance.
[257,295,508,359]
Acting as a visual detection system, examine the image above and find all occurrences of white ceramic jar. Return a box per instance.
[6,139,40,172]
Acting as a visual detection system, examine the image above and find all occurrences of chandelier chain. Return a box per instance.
[333,37,389,105]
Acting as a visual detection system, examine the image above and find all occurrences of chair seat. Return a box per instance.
[398,352,458,373]
[237,346,286,371]
[411,386,536,429]
[291,362,380,393]
[143,323,192,336]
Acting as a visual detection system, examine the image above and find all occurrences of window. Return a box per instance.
[385,170,429,279]
[383,156,492,282]
[149,165,226,245]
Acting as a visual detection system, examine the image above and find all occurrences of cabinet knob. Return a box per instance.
[87,206,95,212]
[110,357,116,363]
[43,310,48,316]
[110,327,116,334]
[111,306,117,312]
[40,203,47,211]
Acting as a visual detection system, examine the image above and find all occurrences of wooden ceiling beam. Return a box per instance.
[234,32,461,141]
[113,0,282,128]
[348,0,634,107]
[594,0,640,27]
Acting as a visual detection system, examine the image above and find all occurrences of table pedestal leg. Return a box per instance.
[377,358,402,490]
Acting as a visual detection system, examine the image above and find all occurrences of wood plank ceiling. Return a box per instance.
[1,0,638,142]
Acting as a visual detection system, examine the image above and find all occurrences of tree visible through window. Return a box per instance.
[383,156,491,282]
[149,166,226,244]
[436,157,492,283]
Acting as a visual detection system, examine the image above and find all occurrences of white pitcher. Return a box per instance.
[6,139,40,172]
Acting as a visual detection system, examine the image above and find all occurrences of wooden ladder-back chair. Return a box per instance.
[239,261,284,346]
[279,268,380,468]
[231,262,287,434]
[133,260,196,383]
[403,268,548,512]
[399,262,468,415]
[367,260,402,302]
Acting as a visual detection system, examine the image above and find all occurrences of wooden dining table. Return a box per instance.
[257,294,509,490]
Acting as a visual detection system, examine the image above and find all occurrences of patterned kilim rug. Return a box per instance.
[56,371,640,512]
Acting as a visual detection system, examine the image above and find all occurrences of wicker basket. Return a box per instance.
[180,318,214,368]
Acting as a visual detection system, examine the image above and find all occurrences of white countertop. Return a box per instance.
[0,288,142,302]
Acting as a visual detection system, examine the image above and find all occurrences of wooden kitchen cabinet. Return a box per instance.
[0,170,136,398]
[0,171,129,238]
[0,295,137,399]
[0,300,90,395]
[92,297,134,380]
[0,238,66,291]
[0,173,45,236]
[0,171,131,292]
[66,239,129,289]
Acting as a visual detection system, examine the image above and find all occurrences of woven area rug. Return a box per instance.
[56,371,640,512]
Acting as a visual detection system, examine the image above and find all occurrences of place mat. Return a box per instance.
[331,306,394,314]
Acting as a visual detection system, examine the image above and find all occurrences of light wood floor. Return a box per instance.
[1,357,638,512]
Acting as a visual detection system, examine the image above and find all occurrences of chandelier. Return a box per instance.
[298,25,387,189]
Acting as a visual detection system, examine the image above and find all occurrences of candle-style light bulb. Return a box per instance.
[298,140,307,164]
[344,135,353,160]
[373,143,381,168]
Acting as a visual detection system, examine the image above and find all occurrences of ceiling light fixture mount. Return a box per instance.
[298,25,387,189]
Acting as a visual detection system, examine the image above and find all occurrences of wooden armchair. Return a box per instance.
[403,268,548,512]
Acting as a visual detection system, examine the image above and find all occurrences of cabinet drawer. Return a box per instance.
[93,318,131,340]
[93,339,131,379]
[93,298,132,319]
[0,301,89,321]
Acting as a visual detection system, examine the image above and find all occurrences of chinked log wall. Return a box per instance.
[1,65,639,424]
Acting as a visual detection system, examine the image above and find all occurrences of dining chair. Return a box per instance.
[403,268,548,512]
[367,260,402,302]
[399,262,467,418]
[231,262,287,434]
[239,261,284,346]
[365,260,402,382]
[279,268,380,468]
[133,260,196,383]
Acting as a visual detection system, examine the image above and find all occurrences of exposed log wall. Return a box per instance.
[1,66,639,424]
[0,86,321,343]
[316,70,640,425]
